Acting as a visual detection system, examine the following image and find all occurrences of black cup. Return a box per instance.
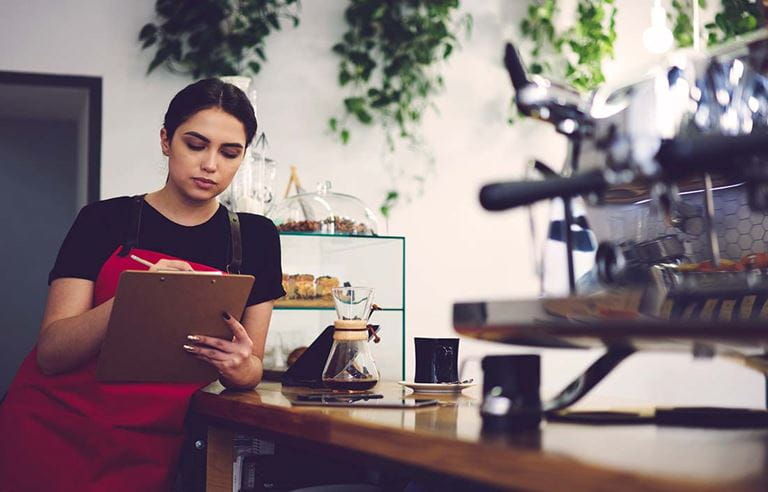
[481,354,541,432]
[414,337,459,383]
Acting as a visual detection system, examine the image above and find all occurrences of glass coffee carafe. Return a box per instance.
[322,287,380,392]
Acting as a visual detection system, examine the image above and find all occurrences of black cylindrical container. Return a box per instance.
[414,338,459,383]
[481,354,542,432]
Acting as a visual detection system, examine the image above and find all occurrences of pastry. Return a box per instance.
[316,275,340,297]
[282,274,297,299]
[293,274,316,298]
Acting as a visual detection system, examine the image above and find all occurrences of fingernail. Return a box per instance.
[183,344,196,352]
[222,312,231,320]
[187,335,200,342]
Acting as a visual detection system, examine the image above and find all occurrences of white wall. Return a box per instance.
[1,0,763,408]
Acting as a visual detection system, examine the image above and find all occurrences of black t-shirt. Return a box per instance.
[49,196,286,306]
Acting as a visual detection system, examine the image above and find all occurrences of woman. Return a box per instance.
[0,79,285,491]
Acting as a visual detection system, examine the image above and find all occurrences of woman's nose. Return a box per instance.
[201,151,218,172]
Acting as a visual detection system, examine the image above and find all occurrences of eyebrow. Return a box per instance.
[183,131,244,149]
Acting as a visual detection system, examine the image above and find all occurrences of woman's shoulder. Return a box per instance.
[74,196,136,225]
[79,195,136,215]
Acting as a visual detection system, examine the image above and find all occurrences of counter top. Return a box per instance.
[191,381,768,491]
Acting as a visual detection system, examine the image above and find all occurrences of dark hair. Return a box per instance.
[163,78,257,146]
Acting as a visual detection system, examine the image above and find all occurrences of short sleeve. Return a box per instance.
[242,215,286,306]
[48,203,113,284]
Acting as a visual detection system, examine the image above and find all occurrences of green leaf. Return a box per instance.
[379,190,400,217]
[329,117,338,132]
[139,23,157,41]
[147,47,170,75]
[248,61,261,74]
[355,108,373,124]
[344,97,366,113]
[340,128,350,144]
[266,13,279,30]
[141,36,157,49]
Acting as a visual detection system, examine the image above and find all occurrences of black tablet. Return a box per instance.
[289,394,438,408]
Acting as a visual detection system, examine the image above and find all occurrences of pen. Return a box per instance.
[130,254,155,269]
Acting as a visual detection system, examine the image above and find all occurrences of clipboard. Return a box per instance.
[96,270,255,383]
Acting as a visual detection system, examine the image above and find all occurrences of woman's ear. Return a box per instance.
[160,128,170,156]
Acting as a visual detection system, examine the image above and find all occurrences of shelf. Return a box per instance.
[275,298,334,308]
[274,306,404,312]
[279,232,405,240]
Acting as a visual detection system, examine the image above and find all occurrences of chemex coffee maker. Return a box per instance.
[455,30,768,422]
[322,287,380,392]
[281,286,381,391]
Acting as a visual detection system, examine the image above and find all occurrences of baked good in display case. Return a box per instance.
[276,274,343,307]
[316,275,340,297]
[270,181,378,236]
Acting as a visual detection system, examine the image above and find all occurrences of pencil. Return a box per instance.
[130,254,155,269]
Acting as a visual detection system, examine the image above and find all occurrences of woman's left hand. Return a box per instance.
[184,312,256,384]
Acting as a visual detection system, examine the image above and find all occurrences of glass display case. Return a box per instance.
[264,232,405,380]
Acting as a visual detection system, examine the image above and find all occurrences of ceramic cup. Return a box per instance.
[414,337,459,383]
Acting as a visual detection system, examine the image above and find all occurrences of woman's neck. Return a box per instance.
[145,186,219,227]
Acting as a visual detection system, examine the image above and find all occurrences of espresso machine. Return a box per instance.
[455,30,768,417]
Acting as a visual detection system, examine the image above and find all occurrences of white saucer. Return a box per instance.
[397,381,475,393]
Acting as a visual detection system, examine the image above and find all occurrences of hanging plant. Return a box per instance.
[670,0,762,48]
[518,0,618,93]
[139,0,301,78]
[705,0,762,45]
[329,0,471,217]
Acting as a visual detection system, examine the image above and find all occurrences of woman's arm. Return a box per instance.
[187,300,275,389]
[36,278,112,375]
[38,259,195,376]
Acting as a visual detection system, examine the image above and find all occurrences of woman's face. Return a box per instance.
[160,107,247,203]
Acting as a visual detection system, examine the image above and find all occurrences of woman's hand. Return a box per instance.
[148,259,194,272]
[184,312,260,388]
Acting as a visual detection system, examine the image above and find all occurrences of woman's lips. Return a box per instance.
[192,177,216,190]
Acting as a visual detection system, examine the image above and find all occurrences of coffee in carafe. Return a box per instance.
[322,287,380,392]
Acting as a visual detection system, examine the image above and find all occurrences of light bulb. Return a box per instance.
[643,2,674,54]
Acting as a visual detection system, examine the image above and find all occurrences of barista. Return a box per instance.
[0,78,285,491]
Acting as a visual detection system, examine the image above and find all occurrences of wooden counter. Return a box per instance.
[191,381,768,491]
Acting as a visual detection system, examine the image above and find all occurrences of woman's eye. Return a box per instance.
[187,143,205,151]
[222,151,240,159]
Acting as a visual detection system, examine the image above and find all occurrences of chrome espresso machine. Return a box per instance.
[454,31,768,418]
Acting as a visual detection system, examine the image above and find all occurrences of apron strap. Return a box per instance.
[226,208,242,274]
[117,195,145,257]
[118,194,242,273]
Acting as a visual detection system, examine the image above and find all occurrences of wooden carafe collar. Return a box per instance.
[333,319,380,342]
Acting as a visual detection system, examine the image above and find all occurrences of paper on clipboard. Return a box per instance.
[96,270,254,383]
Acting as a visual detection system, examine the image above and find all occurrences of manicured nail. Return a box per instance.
[183,344,196,352]
[222,312,231,320]
[187,335,200,342]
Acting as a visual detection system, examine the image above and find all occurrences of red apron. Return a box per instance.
[0,246,221,492]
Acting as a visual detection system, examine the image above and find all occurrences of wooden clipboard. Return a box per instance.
[96,270,254,383]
